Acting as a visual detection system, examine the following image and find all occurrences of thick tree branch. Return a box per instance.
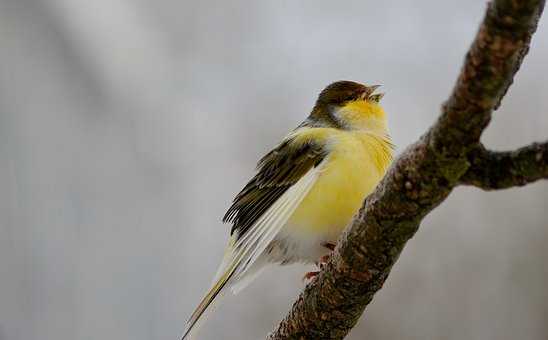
[268,1,546,339]
[460,141,548,190]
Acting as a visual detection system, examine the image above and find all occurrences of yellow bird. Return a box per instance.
[182,80,394,339]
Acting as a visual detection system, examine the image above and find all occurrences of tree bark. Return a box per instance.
[268,1,546,339]
[460,142,548,190]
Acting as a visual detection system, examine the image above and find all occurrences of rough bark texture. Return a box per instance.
[460,142,548,190]
[268,1,546,339]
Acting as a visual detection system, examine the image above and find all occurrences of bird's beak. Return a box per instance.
[368,84,381,93]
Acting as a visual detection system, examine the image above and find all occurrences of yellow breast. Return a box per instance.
[287,130,392,239]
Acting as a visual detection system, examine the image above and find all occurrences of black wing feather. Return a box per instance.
[223,136,326,238]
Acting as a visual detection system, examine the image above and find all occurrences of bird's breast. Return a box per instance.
[285,131,391,244]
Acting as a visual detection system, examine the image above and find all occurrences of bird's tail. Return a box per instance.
[181,262,237,340]
[182,231,271,339]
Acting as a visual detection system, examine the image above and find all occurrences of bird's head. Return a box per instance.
[310,80,387,133]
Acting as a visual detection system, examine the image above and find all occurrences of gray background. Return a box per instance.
[1,0,547,339]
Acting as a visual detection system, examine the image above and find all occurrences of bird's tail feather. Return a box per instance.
[181,263,237,340]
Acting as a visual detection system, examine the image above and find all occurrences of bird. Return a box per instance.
[182,80,394,339]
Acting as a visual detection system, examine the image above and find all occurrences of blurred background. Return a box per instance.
[1,0,547,339]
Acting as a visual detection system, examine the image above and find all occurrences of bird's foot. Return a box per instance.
[304,243,337,283]
[322,242,336,251]
[316,254,331,269]
[302,271,319,283]
[316,242,336,269]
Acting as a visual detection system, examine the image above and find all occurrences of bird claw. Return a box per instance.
[304,242,336,283]
[302,271,319,283]
[322,242,336,251]
[318,255,330,269]
[317,242,336,268]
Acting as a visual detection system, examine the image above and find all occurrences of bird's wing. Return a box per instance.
[225,131,327,236]
[182,129,329,340]
[222,130,328,280]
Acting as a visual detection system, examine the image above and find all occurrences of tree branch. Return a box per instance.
[460,141,548,190]
[268,1,546,339]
